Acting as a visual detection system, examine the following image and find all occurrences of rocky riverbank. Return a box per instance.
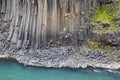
[0,46,120,70]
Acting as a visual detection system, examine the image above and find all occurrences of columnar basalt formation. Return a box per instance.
[0,0,120,69]
[0,0,120,50]
[0,0,97,49]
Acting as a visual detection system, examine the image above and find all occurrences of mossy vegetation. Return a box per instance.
[88,40,120,51]
[105,52,120,62]
[105,53,117,60]
[88,40,102,50]
[91,2,120,34]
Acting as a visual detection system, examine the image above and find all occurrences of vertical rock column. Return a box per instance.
[0,0,97,49]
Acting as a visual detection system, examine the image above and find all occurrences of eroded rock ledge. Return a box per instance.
[0,0,120,70]
[0,46,120,70]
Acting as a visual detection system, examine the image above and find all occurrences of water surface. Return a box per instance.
[0,60,120,80]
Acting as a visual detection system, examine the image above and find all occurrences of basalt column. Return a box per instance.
[0,0,96,49]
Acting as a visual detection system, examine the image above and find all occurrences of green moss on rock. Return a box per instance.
[91,2,120,34]
[88,40,120,51]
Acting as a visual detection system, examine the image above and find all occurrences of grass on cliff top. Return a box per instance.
[91,3,120,34]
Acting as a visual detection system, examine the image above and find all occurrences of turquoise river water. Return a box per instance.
[0,60,120,80]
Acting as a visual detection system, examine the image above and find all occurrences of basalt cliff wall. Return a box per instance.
[1,0,119,50]
[0,0,98,49]
[0,0,120,69]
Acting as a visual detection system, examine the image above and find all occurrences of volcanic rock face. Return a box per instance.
[1,0,120,69]
[0,0,97,49]
[0,0,119,50]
